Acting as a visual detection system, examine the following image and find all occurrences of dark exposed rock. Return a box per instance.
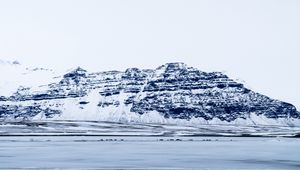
[0,96,7,101]
[98,101,120,108]
[43,108,62,118]
[63,67,87,79]
[0,104,61,119]
[122,68,147,81]
[79,101,89,105]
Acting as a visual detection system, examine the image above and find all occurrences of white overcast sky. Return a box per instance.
[0,0,300,109]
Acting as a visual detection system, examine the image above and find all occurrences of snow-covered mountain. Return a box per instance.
[0,60,58,97]
[0,61,299,126]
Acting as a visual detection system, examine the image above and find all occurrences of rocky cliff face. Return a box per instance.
[0,62,299,124]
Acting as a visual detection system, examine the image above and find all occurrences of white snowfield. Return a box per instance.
[0,60,60,96]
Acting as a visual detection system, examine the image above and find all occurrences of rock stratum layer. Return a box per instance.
[0,62,299,125]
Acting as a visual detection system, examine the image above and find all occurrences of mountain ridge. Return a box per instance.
[0,62,299,126]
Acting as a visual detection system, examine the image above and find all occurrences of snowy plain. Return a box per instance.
[0,136,300,169]
[0,120,300,169]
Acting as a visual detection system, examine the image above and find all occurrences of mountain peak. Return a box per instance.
[63,67,87,78]
[73,67,87,73]
[156,62,187,71]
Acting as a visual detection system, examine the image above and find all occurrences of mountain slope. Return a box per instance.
[0,62,299,125]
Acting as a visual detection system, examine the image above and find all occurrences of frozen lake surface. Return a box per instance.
[0,136,300,169]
